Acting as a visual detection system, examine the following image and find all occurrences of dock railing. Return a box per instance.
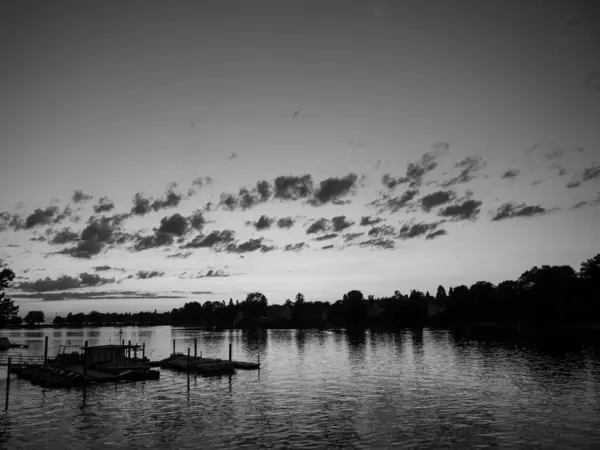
[0,354,45,366]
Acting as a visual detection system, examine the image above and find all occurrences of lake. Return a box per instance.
[1,326,600,449]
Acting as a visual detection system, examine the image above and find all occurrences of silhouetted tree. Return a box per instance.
[0,268,20,326]
[24,310,44,325]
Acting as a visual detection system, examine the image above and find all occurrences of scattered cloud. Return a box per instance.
[419,190,456,212]
[276,217,295,229]
[441,155,486,187]
[188,210,206,230]
[306,218,330,234]
[166,251,193,259]
[566,163,600,188]
[11,291,187,300]
[425,229,448,240]
[372,189,419,213]
[250,215,274,231]
[72,190,93,203]
[93,197,115,213]
[502,169,520,179]
[227,237,275,253]
[184,230,236,249]
[133,233,174,252]
[273,174,314,200]
[381,143,448,189]
[310,173,358,205]
[331,215,354,232]
[187,269,231,278]
[135,270,165,279]
[342,232,364,242]
[192,176,213,188]
[438,199,482,221]
[49,227,79,245]
[157,213,189,237]
[23,206,70,229]
[93,265,124,272]
[17,273,116,292]
[357,238,395,250]
[151,186,182,212]
[283,242,307,252]
[131,193,153,216]
[360,216,383,226]
[398,221,442,240]
[314,233,338,242]
[368,225,397,238]
[59,215,126,258]
[321,244,335,250]
[491,203,554,221]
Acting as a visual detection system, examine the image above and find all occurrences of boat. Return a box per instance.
[0,336,29,350]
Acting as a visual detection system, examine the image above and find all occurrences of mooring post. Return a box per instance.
[194,339,197,358]
[83,341,88,377]
[142,343,146,360]
[44,336,49,365]
[128,340,131,359]
[134,345,138,360]
[5,357,11,411]
[187,348,191,385]
[228,342,232,362]
[173,339,176,356]
[258,354,260,366]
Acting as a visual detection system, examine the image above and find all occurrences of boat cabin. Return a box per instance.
[84,344,141,369]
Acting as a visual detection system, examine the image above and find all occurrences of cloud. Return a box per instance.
[438,199,482,221]
[93,197,115,213]
[277,217,295,229]
[227,237,275,253]
[321,244,335,250]
[331,215,354,232]
[419,190,456,212]
[425,229,448,240]
[368,225,397,238]
[310,173,358,205]
[566,163,600,188]
[184,230,236,249]
[131,193,153,216]
[192,176,213,188]
[133,233,174,252]
[342,232,365,242]
[306,218,330,234]
[398,221,442,240]
[382,143,449,189]
[11,291,188,300]
[166,251,193,259]
[360,216,383,226]
[23,206,70,229]
[273,174,313,200]
[372,189,419,213]
[314,233,338,242]
[135,270,165,279]
[49,227,79,245]
[251,215,274,231]
[256,180,271,202]
[502,169,520,179]
[157,213,189,237]
[357,238,395,250]
[187,269,231,278]
[59,215,126,258]
[72,190,93,203]
[93,265,124,272]
[441,155,486,187]
[17,273,116,292]
[491,203,554,221]
[151,187,182,212]
[283,242,307,252]
[188,210,206,230]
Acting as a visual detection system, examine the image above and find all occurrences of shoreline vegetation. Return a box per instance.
[1,253,600,343]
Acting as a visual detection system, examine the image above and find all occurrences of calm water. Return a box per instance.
[1,327,600,449]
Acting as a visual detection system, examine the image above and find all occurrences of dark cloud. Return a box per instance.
[151,187,182,212]
[368,225,397,238]
[192,176,213,188]
[18,273,115,292]
[184,230,236,249]
[331,215,353,232]
[373,189,419,213]
[93,265,124,272]
[419,190,455,212]
[567,180,581,189]
[157,213,189,237]
[273,174,313,200]
[283,242,307,252]
[72,190,93,203]
[227,237,274,253]
[442,155,486,187]
[256,180,271,202]
[532,180,543,186]
[276,217,295,229]
[131,193,152,216]
[59,215,125,258]
[310,173,358,205]
[398,221,441,240]
[190,269,231,278]
[360,216,383,226]
[357,238,395,250]
[30,235,46,242]
[24,206,65,229]
[306,218,330,234]
[133,233,174,252]
[383,143,449,189]
[426,229,448,240]
[502,169,520,179]
[343,232,365,242]
[49,227,79,245]
[438,199,482,221]
[321,244,335,250]
[251,215,274,231]
[166,251,192,259]
[219,180,273,211]
[314,233,338,242]
[93,197,115,213]
[135,270,165,279]
[188,210,206,230]
[491,203,553,221]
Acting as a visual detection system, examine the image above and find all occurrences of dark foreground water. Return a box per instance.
[1,327,600,449]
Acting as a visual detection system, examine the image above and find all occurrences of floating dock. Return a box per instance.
[157,353,260,376]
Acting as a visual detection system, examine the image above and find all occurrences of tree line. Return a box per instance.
[1,253,599,330]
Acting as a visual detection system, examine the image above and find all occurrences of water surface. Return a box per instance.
[1,327,600,449]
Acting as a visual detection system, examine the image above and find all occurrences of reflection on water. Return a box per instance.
[1,326,600,449]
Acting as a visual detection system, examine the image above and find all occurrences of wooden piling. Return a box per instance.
[258,354,260,366]
[83,341,88,377]
[194,339,197,357]
[142,343,146,360]
[187,348,191,386]
[44,336,48,365]
[173,339,175,356]
[228,342,232,362]
[5,357,11,411]
[128,340,131,359]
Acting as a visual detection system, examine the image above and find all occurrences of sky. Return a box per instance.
[1,0,599,316]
